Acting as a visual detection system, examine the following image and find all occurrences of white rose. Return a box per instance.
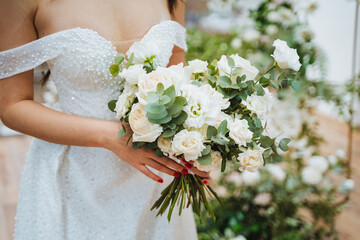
[127,40,161,65]
[214,112,233,128]
[200,84,230,110]
[339,179,355,193]
[272,39,301,71]
[217,54,259,82]
[242,29,261,42]
[267,11,282,22]
[265,164,286,182]
[172,129,206,161]
[241,170,261,186]
[194,151,222,172]
[231,38,242,49]
[307,156,328,173]
[238,148,264,172]
[157,137,174,156]
[327,155,337,165]
[336,149,346,159]
[266,25,279,35]
[136,67,178,105]
[188,59,208,74]
[129,103,163,142]
[301,166,322,185]
[115,84,137,119]
[119,64,146,85]
[243,94,269,119]
[229,119,253,147]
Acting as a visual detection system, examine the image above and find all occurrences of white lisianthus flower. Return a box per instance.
[200,84,230,110]
[194,151,222,172]
[272,39,301,71]
[238,148,264,172]
[157,137,174,157]
[188,59,208,74]
[119,64,146,85]
[136,67,178,105]
[129,103,163,142]
[301,166,322,185]
[241,170,261,186]
[172,129,206,161]
[127,40,161,65]
[217,54,259,82]
[115,84,137,119]
[307,156,329,173]
[167,63,192,88]
[229,119,253,147]
[339,179,355,193]
[182,84,221,128]
[265,164,286,182]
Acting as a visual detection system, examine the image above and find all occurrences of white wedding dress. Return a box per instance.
[0,20,198,240]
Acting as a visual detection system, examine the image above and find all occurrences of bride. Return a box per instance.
[0,0,212,239]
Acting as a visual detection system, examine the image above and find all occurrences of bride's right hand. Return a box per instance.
[103,122,211,184]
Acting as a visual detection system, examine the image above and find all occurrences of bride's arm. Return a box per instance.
[0,0,210,183]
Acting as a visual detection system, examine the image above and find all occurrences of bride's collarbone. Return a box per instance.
[34,0,171,42]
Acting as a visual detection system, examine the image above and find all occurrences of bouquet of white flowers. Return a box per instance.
[107,39,301,221]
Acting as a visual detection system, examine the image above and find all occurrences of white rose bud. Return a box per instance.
[188,59,208,74]
[129,103,163,142]
[119,64,146,85]
[115,84,137,119]
[172,129,206,161]
[238,148,264,172]
[194,151,222,172]
[272,39,301,71]
[301,166,322,185]
[229,119,253,147]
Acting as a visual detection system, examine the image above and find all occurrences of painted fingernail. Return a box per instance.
[202,179,208,184]
[157,179,163,183]
[181,169,188,175]
[185,162,193,169]
[174,172,181,178]
[181,158,187,163]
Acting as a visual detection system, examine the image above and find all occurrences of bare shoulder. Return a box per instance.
[0,0,39,51]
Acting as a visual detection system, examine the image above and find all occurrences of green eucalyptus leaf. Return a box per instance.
[197,154,212,165]
[219,76,231,88]
[260,135,275,148]
[168,96,186,116]
[256,85,265,96]
[263,148,271,157]
[126,52,134,68]
[144,104,166,114]
[154,115,172,124]
[217,120,229,135]
[159,95,171,105]
[115,53,125,65]
[207,126,217,139]
[191,80,202,87]
[109,64,120,76]
[172,111,187,125]
[228,57,235,68]
[156,83,164,95]
[144,141,158,150]
[279,138,291,151]
[118,124,126,138]
[291,80,301,91]
[146,92,159,104]
[163,85,176,106]
[162,129,177,138]
[232,67,242,75]
[155,148,164,157]
[146,110,168,120]
[211,137,228,145]
[132,141,145,149]
[201,145,211,156]
[108,100,117,112]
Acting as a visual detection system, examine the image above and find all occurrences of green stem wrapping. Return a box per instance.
[151,174,221,222]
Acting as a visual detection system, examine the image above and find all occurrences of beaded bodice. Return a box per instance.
[0,20,187,120]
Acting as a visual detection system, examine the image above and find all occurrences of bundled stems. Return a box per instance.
[151,174,221,222]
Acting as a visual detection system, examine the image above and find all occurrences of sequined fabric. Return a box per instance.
[0,20,197,240]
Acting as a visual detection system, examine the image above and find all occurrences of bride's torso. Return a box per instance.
[1,0,186,120]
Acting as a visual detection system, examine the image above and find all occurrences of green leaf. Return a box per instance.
[259,135,275,148]
[263,148,271,157]
[118,125,126,138]
[155,148,164,157]
[159,95,170,105]
[146,92,159,104]
[207,126,217,139]
[197,154,212,165]
[109,64,120,76]
[163,85,176,107]
[144,103,166,114]
[191,80,202,87]
[132,142,145,149]
[291,80,301,91]
[115,53,125,65]
[256,85,265,96]
[218,76,231,88]
[168,96,186,117]
[146,110,168,120]
[211,137,228,145]
[228,57,235,68]
[217,120,229,135]
[126,53,134,68]
[156,83,164,95]
[231,67,242,75]
[144,141,157,150]
[162,129,177,138]
[172,111,187,125]
[279,138,291,151]
[108,100,117,112]
[153,115,172,124]
[201,145,211,156]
